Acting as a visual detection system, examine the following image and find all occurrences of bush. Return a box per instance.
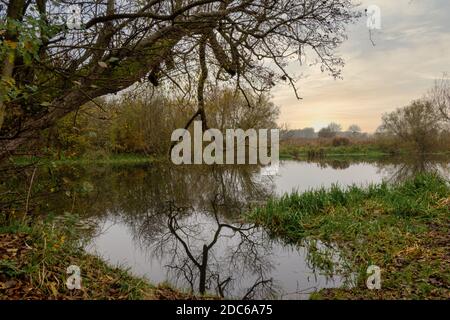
[332,137,351,147]
[43,88,280,158]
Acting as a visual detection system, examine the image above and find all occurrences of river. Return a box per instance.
[15,156,449,299]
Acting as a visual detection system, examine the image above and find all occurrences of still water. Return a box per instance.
[63,157,446,300]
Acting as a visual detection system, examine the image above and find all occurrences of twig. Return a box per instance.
[24,166,38,216]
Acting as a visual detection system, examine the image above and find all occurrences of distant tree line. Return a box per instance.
[281,75,450,154]
[282,123,366,140]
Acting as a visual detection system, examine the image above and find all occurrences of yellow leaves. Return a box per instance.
[103,274,114,282]
[436,196,450,209]
[49,282,59,298]
[1,76,16,87]
[23,40,33,51]
[4,40,17,49]
[6,248,18,253]
[394,242,425,261]
[400,243,420,255]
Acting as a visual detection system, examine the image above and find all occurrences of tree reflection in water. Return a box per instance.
[375,155,450,183]
[126,166,281,299]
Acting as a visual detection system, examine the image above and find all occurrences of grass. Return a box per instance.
[279,140,450,160]
[0,213,213,300]
[11,154,161,166]
[247,174,450,299]
[279,144,388,160]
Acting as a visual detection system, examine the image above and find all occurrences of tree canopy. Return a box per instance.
[0,0,359,158]
[380,100,447,153]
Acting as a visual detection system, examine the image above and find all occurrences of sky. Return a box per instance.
[272,0,450,133]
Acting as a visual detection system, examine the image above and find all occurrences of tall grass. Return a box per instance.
[247,173,450,298]
[249,174,449,238]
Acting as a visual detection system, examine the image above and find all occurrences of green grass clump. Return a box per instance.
[247,173,450,299]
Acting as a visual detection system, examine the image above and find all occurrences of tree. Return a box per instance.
[318,127,335,138]
[0,0,358,158]
[327,122,342,133]
[428,75,450,122]
[299,127,316,139]
[46,87,279,156]
[380,100,443,153]
[282,127,315,139]
[348,124,361,134]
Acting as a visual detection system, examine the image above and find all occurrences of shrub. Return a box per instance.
[332,137,351,147]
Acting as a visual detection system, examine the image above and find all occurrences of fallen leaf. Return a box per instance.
[98,61,108,68]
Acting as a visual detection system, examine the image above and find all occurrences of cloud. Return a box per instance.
[274,0,450,132]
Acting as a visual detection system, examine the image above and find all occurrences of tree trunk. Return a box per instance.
[0,0,26,131]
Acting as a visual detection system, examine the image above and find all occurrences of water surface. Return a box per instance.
[76,157,448,299]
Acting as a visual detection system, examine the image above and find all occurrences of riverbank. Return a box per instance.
[280,144,387,159]
[11,154,160,166]
[0,214,210,300]
[279,142,450,160]
[10,148,450,165]
[247,174,450,299]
